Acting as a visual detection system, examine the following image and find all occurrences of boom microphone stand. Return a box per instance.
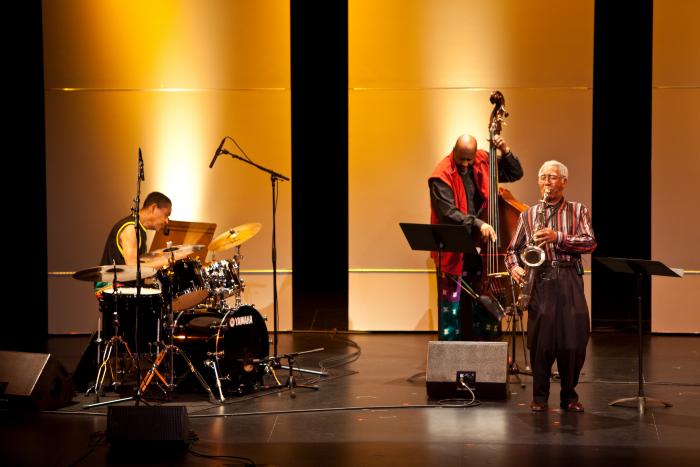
[210,137,288,358]
[209,137,326,382]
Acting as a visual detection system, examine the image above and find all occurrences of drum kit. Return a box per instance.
[73,222,270,404]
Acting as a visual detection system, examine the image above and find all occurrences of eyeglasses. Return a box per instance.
[538,174,561,182]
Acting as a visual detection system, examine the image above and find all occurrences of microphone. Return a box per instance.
[138,148,145,181]
[209,137,226,168]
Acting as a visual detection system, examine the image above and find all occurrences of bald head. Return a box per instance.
[452,134,478,167]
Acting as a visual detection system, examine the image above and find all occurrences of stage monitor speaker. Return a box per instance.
[426,341,508,399]
[107,406,190,447]
[0,350,75,410]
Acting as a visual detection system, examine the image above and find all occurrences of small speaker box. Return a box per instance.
[0,351,75,410]
[426,341,509,399]
[106,406,190,446]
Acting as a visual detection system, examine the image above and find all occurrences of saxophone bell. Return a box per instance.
[520,244,546,267]
[515,189,549,310]
[518,189,549,268]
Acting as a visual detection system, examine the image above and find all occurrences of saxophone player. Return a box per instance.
[505,160,596,413]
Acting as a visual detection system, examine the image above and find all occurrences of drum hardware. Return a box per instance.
[138,248,220,403]
[203,358,226,402]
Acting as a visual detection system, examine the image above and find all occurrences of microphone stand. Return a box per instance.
[85,148,149,409]
[213,143,327,382]
[132,148,146,405]
[217,148,288,359]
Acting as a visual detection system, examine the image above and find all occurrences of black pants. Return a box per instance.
[527,265,590,405]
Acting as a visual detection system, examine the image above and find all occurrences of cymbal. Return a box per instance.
[72,265,157,282]
[140,244,205,268]
[208,223,262,253]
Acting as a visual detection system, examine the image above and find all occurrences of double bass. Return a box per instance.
[473,91,528,338]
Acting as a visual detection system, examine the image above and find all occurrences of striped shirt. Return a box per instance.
[505,198,596,271]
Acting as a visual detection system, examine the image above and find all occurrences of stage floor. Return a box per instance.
[2,331,700,466]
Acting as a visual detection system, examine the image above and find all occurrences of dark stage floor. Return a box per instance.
[1,331,700,466]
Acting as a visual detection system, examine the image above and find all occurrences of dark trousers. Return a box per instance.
[527,266,589,405]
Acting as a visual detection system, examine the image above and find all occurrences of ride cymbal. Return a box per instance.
[208,223,262,253]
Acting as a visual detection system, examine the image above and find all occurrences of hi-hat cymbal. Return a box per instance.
[208,223,262,253]
[140,244,204,268]
[72,265,157,282]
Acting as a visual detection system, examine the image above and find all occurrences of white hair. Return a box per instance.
[538,160,568,179]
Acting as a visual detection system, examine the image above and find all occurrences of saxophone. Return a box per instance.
[515,189,549,310]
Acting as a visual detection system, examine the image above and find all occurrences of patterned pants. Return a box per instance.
[437,270,501,341]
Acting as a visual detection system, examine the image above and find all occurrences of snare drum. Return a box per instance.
[156,258,209,311]
[100,287,163,353]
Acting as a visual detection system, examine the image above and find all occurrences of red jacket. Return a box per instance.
[429,149,490,275]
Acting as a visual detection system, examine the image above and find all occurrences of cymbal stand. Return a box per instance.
[138,252,220,403]
[232,245,245,308]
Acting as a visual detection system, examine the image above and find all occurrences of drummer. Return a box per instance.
[95,192,172,296]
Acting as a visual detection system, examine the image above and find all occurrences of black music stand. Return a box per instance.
[595,257,683,414]
[399,223,480,338]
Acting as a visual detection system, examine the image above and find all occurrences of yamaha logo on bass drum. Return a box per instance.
[229,314,254,327]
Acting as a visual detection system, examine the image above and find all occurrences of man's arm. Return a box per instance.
[505,211,528,283]
[556,204,596,254]
[118,224,139,265]
[429,179,484,231]
[497,152,524,182]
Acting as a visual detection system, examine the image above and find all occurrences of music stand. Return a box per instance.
[399,223,480,338]
[595,257,683,414]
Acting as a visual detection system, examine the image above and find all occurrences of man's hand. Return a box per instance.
[533,228,556,248]
[510,266,526,284]
[480,223,497,242]
[493,134,510,154]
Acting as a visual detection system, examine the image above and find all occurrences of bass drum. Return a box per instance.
[214,305,269,394]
